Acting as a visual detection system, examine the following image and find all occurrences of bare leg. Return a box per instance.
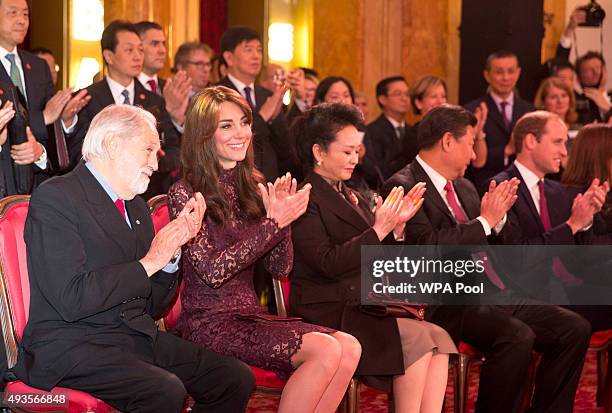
[313,332,361,413]
[278,332,342,413]
[393,351,432,413]
[419,353,449,413]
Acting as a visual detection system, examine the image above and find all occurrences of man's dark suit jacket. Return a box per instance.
[464,93,534,189]
[217,77,293,181]
[382,160,511,337]
[364,115,412,180]
[0,81,49,197]
[492,163,585,246]
[66,78,180,197]
[0,50,54,147]
[13,163,179,390]
[291,171,403,391]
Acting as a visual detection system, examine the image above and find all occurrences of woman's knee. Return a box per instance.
[331,331,362,365]
[296,332,343,373]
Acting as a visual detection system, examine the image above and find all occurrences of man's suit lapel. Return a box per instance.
[0,60,11,89]
[134,81,151,107]
[454,180,481,220]
[19,51,35,107]
[411,161,455,222]
[510,164,545,232]
[307,172,372,232]
[75,163,139,256]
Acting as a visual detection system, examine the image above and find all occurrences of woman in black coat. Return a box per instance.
[290,103,456,412]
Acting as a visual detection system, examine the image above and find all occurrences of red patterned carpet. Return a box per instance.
[246,349,604,412]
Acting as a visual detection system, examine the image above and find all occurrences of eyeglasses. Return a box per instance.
[387,91,410,98]
[184,60,212,69]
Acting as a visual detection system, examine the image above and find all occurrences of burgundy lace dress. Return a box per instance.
[168,169,334,376]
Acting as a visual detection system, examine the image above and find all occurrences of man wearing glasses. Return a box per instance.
[174,41,213,96]
[364,76,413,179]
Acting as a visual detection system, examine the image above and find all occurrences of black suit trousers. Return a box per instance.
[431,301,590,413]
[57,331,254,413]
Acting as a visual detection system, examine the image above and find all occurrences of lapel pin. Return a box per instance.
[0,89,4,96]
[25,63,31,70]
[135,219,140,225]
[138,93,145,100]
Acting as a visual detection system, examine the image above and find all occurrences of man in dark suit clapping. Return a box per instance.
[64,20,180,198]
[383,104,591,413]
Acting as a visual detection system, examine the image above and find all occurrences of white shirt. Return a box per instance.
[514,160,589,232]
[228,73,256,105]
[385,115,406,139]
[415,155,506,235]
[106,76,135,105]
[137,72,160,94]
[0,46,26,94]
[514,160,543,214]
[489,91,514,121]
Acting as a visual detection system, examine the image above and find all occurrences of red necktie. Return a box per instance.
[538,180,582,285]
[444,181,468,224]
[500,100,511,130]
[147,79,158,95]
[53,120,70,170]
[446,181,506,290]
[115,199,126,221]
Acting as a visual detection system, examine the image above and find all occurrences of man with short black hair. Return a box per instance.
[384,104,591,413]
[218,26,293,181]
[65,20,179,198]
[364,76,414,179]
[464,51,535,190]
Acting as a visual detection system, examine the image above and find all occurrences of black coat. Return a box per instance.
[14,163,179,390]
[0,50,55,147]
[291,171,403,391]
[364,115,413,179]
[464,94,534,189]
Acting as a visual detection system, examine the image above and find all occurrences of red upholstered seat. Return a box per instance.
[590,329,612,349]
[0,195,114,413]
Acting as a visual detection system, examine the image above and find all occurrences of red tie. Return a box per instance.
[444,181,468,224]
[147,79,158,95]
[500,100,511,130]
[538,180,582,285]
[115,199,126,221]
[446,181,506,290]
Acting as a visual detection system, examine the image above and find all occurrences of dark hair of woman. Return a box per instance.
[562,124,612,187]
[293,103,363,172]
[181,86,265,223]
[314,76,356,105]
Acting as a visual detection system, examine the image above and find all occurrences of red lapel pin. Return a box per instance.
[0,89,4,95]
[138,93,146,100]
[25,63,31,70]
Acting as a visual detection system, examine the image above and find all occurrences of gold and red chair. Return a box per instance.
[0,194,115,413]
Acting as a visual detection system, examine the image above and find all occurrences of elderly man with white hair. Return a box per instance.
[13,105,255,413]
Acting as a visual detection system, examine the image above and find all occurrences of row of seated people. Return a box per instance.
[8,86,612,413]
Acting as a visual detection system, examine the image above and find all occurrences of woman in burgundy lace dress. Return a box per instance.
[168,86,361,413]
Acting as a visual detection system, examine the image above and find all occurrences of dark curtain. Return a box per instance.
[200,0,227,55]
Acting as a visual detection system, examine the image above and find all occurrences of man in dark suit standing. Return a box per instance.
[465,51,534,190]
[364,76,414,179]
[64,20,180,198]
[14,104,253,412]
[383,104,591,413]
[218,26,292,181]
[0,0,89,186]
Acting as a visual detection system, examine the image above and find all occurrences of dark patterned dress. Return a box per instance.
[168,169,333,376]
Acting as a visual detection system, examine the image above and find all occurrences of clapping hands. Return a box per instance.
[258,172,311,228]
[140,192,206,277]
